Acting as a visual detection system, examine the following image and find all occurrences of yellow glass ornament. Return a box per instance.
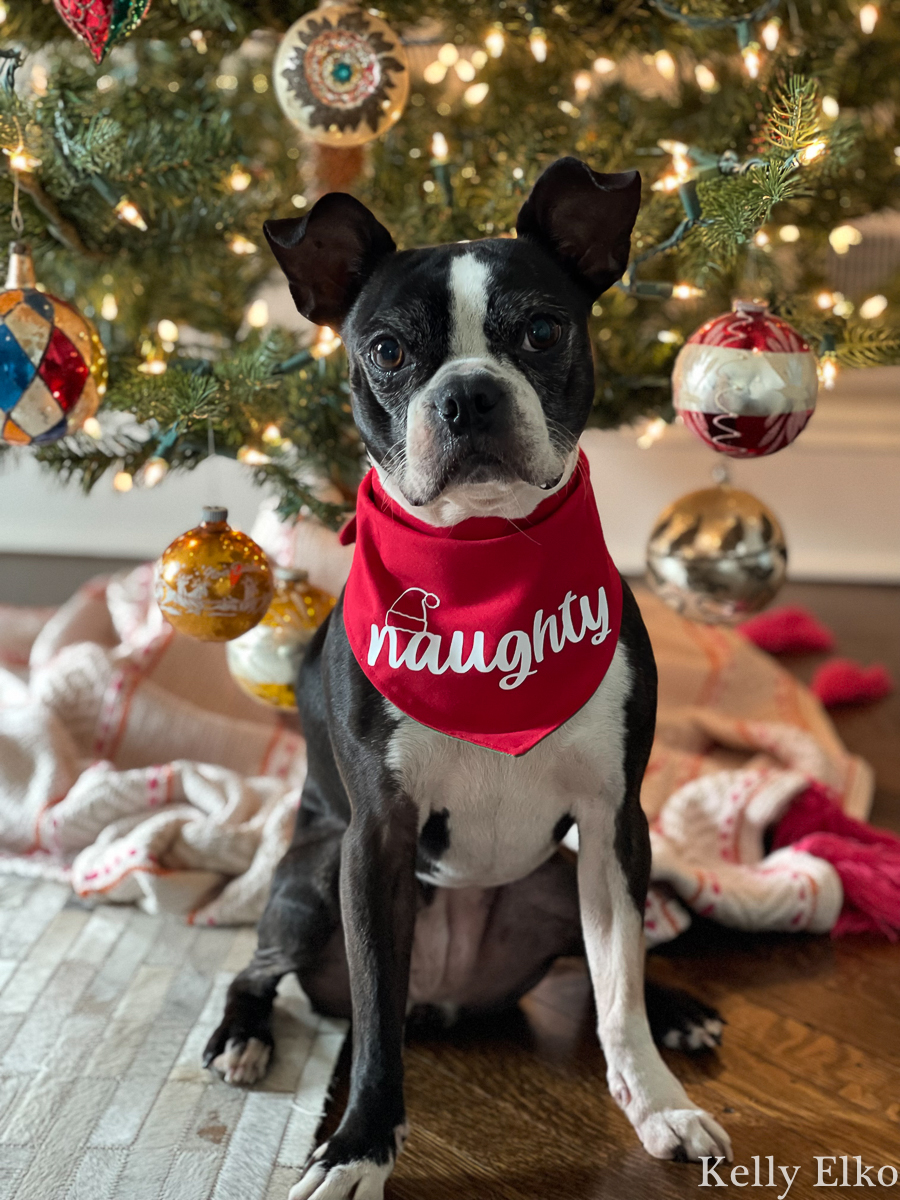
[226,567,337,709]
[154,507,274,641]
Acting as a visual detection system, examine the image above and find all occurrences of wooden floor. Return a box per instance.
[325,581,899,1200]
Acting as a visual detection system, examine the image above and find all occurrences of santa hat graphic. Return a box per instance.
[385,588,440,635]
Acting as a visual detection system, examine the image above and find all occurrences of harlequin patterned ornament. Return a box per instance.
[154,507,274,642]
[646,485,787,625]
[53,0,152,63]
[226,567,336,709]
[672,300,818,458]
[0,243,108,447]
[274,2,409,147]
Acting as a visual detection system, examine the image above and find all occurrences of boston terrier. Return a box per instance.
[204,157,732,1200]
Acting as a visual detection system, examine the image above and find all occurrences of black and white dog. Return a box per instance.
[204,157,732,1199]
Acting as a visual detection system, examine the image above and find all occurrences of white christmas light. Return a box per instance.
[818,357,838,389]
[228,167,251,192]
[157,319,179,342]
[657,329,682,344]
[654,50,676,80]
[828,224,862,254]
[455,59,476,82]
[291,194,307,209]
[438,43,459,66]
[761,18,781,50]
[593,56,615,75]
[485,25,505,58]
[311,325,342,358]
[779,224,800,242]
[822,95,840,118]
[800,140,826,164]
[431,132,449,161]
[754,230,770,247]
[816,291,836,309]
[142,458,169,488]
[247,299,269,328]
[423,61,448,85]
[472,50,488,69]
[82,417,103,439]
[672,283,705,299]
[262,423,283,444]
[694,64,718,92]
[0,3,7,21]
[114,198,148,230]
[96,74,115,91]
[112,470,134,492]
[237,446,271,466]
[229,234,258,255]
[742,45,761,79]
[464,82,489,106]
[860,294,888,319]
[529,29,548,62]
[101,293,119,322]
[574,70,592,99]
[30,64,48,96]
[859,4,879,34]
[637,417,668,449]
[4,145,41,172]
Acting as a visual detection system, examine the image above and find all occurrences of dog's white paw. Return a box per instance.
[287,1157,392,1200]
[209,1036,271,1086]
[637,1108,732,1162]
[662,1016,724,1053]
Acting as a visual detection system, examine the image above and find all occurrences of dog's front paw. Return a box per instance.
[288,1125,409,1200]
[637,1108,732,1163]
[645,983,724,1054]
[288,1156,391,1200]
[205,1035,272,1086]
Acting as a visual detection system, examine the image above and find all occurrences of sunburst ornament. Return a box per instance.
[274,2,409,147]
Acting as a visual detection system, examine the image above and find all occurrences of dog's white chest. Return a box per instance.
[386,641,633,888]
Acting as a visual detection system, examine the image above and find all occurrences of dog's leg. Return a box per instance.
[577,792,732,1162]
[289,799,418,1200]
[204,816,344,1087]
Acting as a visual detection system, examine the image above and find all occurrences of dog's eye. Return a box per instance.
[370,337,405,371]
[522,316,561,352]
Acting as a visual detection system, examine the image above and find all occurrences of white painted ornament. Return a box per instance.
[273,1,409,147]
[672,300,818,457]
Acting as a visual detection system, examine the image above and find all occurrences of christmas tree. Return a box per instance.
[2,0,899,527]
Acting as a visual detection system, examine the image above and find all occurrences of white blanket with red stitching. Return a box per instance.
[0,504,873,938]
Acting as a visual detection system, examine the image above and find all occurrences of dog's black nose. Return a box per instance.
[436,374,505,435]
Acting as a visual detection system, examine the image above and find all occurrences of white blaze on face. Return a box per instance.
[449,254,492,358]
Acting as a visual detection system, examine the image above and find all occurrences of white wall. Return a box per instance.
[1,369,898,582]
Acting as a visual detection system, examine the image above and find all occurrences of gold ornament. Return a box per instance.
[154,507,274,642]
[646,485,787,625]
[273,2,409,147]
[226,567,337,709]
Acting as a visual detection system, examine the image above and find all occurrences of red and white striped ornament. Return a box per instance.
[672,299,818,458]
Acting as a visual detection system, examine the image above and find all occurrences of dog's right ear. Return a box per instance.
[264,193,396,327]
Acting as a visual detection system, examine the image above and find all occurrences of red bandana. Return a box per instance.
[339,452,622,756]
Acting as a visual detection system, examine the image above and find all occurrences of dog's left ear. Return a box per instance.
[264,193,396,327]
[515,157,641,299]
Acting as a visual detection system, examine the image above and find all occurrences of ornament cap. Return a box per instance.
[274,566,310,584]
[732,298,769,316]
[202,506,229,525]
[6,242,36,289]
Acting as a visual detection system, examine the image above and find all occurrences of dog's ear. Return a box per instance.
[264,193,396,327]
[515,157,641,299]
